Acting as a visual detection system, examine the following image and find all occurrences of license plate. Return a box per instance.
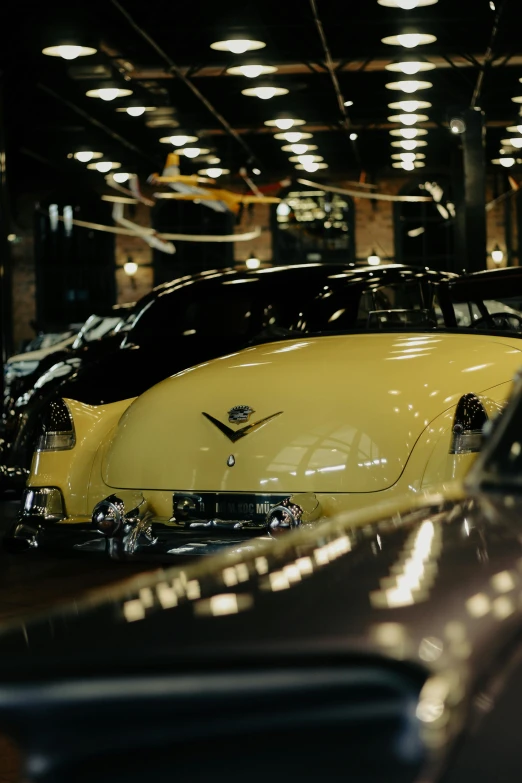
[173,492,286,523]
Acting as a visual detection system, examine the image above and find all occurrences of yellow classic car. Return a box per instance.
[8,265,522,560]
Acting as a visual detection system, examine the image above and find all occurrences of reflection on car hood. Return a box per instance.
[103,332,522,494]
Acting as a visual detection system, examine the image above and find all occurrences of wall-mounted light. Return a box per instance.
[210,39,266,53]
[246,257,261,269]
[43,44,97,60]
[367,251,381,266]
[242,86,289,100]
[491,245,504,264]
[124,260,139,276]
[449,118,467,134]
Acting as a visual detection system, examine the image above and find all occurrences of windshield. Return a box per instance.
[72,315,125,349]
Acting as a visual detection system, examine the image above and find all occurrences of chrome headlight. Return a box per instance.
[450,393,488,455]
[36,399,76,452]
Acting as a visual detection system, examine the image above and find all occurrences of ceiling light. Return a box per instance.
[274,132,312,142]
[277,203,291,216]
[124,261,139,276]
[177,147,210,158]
[491,245,504,263]
[86,87,133,101]
[265,118,305,129]
[511,97,522,104]
[388,113,428,125]
[252,168,261,175]
[449,118,466,134]
[388,100,431,111]
[197,168,230,177]
[344,100,354,107]
[210,39,266,54]
[385,80,433,93]
[378,0,438,6]
[502,137,522,149]
[497,157,516,168]
[246,256,261,269]
[391,152,426,160]
[88,161,121,172]
[386,61,435,75]
[289,154,324,164]
[281,143,317,154]
[391,139,427,149]
[368,251,381,266]
[159,134,199,146]
[507,125,522,134]
[349,132,358,140]
[392,160,425,169]
[72,151,102,163]
[241,86,289,100]
[112,172,135,183]
[382,33,437,49]
[295,162,328,171]
[226,64,277,78]
[116,106,156,115]
[390,127,428,138]
[42,44,97,60]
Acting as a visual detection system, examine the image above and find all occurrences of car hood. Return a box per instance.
[102,332,522,494]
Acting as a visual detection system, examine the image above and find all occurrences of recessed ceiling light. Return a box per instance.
[378,0,438,7]
[382,33,437,48]
[281,144,318,154]
[210,39,266,54]
[86,87,133,101]
[385,61,435,75]
[391,139,428,149]
[72,151,103,162]
[389,127,428,138]
[226,64,277,78]
[159,135,199,146]
[177,147,210,158]
[273,132,312,141]
[388,100,432,111]
[264,118,305,129]
[385,80,433,92]
[388,113,429,125]
[197,168,230,177]
[241,86,289,99]
[87,161,121,172]
[42,44,97,60]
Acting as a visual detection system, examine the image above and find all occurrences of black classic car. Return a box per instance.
[2,366,522,781]
[0,263,453,493]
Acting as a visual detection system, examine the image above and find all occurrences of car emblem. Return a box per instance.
[202,410,283,443]
[228,405,255,424]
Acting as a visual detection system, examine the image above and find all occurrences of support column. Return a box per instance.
[0,71,13,399]
[460,108,487,273]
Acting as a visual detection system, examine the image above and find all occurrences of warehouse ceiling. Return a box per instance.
[2,0,521,194]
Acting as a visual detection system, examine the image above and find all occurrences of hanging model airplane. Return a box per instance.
[149,153,281,214]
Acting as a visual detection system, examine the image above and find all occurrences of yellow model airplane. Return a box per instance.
[150,153,280,214]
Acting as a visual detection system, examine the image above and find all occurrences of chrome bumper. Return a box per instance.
[5,488,323,561]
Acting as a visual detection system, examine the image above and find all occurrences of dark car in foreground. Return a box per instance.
[2,369,522,781]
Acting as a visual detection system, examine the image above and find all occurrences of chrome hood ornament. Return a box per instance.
[202,410,283,443]
[228,405,255,424]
